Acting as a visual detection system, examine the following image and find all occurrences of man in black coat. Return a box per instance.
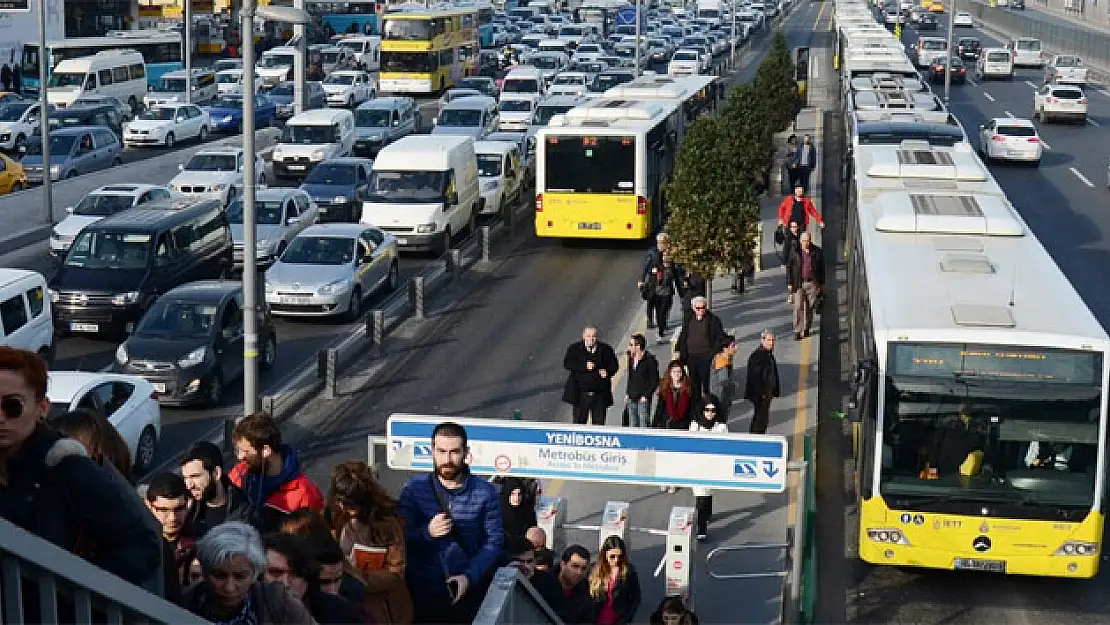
[677,296,731,399]
[179,441,255,537]
[562,326,620,425]
[744,331,781,435]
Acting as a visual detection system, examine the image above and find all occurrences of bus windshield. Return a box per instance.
[544,135,635,193]
[381,51,432,73]
[879,342,1102,511]
[383,18,433,41]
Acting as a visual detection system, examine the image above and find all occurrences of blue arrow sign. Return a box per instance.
[762,460,780,479]
[734,460,758,479]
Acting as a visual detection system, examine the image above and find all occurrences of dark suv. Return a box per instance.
[957,37,982,62]
[114,280,277,406]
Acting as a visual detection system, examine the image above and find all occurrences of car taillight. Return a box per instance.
[1078,98,1088,104]
[959,67,966,73]
[150,390,159,400]
[636,196,647,215]
[1027,137,1040,142]
[1046,96,1058,103]
[934,65,943,71]
[535,193,543,212]
[991,135,1006,141]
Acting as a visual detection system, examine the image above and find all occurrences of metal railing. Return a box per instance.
[472,566,563,625]
[970,0,1110,72]
[0,517,208,624]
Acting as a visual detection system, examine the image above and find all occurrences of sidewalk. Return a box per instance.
[1022,0,1110,36]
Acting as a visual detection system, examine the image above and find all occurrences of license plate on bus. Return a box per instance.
[954,558,1006,573]
[152,383,167,394]
[578,222,602,230]
[69,322,98,332]
[280,296,310,305]
[397,238,408,245]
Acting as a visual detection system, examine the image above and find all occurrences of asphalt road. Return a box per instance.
[845,11,1110,625]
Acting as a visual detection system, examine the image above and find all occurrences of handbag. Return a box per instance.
[774,225,785,246]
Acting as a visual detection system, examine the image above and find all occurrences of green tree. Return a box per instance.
[720,82,776,193]
[664,115,761,300]
[752,31,799,133]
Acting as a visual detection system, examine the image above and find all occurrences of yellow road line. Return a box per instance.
[813,0,830,32]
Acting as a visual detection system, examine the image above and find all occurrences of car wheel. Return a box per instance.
[198,126,208,142]
[164,132,175,149]
[344,287,362,322]
[439,227,452,255]
[13,133,25,152]
[347,95,354,108]
[113,156,123,166]
[64,169,78,179]
[207,371,223,407]
[10,181,22,193]
[260,334,277,370]
[386,261,399,293]
[133,425,158,476]
[1031,158,1041,167]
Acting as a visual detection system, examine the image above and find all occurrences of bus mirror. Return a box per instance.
[846,360,874,423]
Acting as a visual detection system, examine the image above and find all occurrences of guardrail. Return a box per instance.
[472,566,563,625]
[970,0,1110,76]
[0,517,208,624]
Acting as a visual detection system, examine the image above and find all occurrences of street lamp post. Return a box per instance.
[944,0,957,104]
[293,0,307,115]
[36,0,51,226]
[185,0,193,103]
[634,0,642,78]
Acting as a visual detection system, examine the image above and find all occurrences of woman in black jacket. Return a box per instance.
[589,535,641,625]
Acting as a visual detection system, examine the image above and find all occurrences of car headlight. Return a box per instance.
[256,239,275,255]
[333,196,348,204]
[318,278,352,295]
[310,149,327,161]
[115,344,128,365]
[264,280,278,294]
[416,223,437,234]
[111,291,139,306]
[177,346,208,368]
[222,115,234,123]
[272,147,283,158]
[209,183,227,192]
[47,288,58,302]
[483,180,500,193]
[49,165,61,175]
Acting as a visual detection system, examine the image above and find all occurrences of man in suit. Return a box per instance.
[744,331,781,435]
[794,134,818,192]
[786,231,824,340]
[562,326,620,425]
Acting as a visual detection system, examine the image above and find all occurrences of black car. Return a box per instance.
[1011,0,1025,8]
[927,56,967,84]
[957,37,982,61]
[50,199,233,338]
[917,14,939,30]
[49,104,124,138]
[114,280,277,406]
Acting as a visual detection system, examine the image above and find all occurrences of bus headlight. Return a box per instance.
[1054,541,1098,556]
[416,223,437,234]
[866,528,911,545]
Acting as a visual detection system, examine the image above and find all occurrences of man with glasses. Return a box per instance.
[144,472,195,603]
[677,296,731,400]
[743,331,781,435]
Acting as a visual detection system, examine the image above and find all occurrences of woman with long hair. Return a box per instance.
[53,409,134,483]
[652,360,696,431]
[588,535,641,625]
[498,476,538,542]
[326,460,413,624]
[689,394,729,541]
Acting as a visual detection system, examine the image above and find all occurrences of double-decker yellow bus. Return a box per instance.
[378,6,479,94]
[533,74,716,240]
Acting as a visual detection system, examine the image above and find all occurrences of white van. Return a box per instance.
[361,135,480,254]
[47,50,148,111]
[143,68,218,108]
[0,269,54,363]
[336,36,381,71]
[978,48,1014,80]
[215,68,262,95]
[272,108,356,179]
[501,67,546,101]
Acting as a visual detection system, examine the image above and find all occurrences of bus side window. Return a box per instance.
[84,74,97,90]
[98,69,113,86]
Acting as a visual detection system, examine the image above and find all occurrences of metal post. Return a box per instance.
[293,0,307,115]
[633,0,641,78]
[241,4,260,417]
[730,4,738,65]
[410,276,425,319]
[37,0,51,226]
[368,309,384,351]
[184,0,193,103]
[324,347,338,399]
[479,225,491,263]
[943,0,956,104]
[448,248,462,280]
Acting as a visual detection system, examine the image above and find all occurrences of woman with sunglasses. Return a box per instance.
[588,535,641,625]
[689,394,729,541]
[326,460,413,624]
[0,347,161,590]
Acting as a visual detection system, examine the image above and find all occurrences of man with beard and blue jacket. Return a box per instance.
[398,422,504,624]
[228,412,324,533]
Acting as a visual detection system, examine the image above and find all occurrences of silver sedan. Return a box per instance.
[264,223,400,322]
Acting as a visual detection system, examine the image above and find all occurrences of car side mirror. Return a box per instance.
[449,191,459,206]
[65,205,74,213]
[845,359,875,423]
[178,163,185,171]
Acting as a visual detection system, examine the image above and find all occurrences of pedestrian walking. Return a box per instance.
[555,545,594,624]
[676,296,730,399]
[794,134,818,192]
[710,340,738,421]
[638,232,669,329]
[53,408,134,484]
[562,326,620,426]
[689,395,728,541]
[784,133,799,191]
[262,532,367,624]
[743,331,781,435]
[776,185,824,243]
[776,220,803,269]
[652,360,696,431]
[588,535,642,625]
[624,334,660,428]
[12,63,21,95]
[179,441,253,538]
[786,231,825,340]
[645,255,681,342]
[396,422,503,624]
[678,271,707,329]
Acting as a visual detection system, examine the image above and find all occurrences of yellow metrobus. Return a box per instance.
[378,6,479,94]
[534,74,716,240]
[845,135,1110,578]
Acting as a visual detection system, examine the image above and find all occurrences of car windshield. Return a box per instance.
[64,231,150,269]
[533,104,572,125]
[214,60,241,71]
[282,124,337,144]
[270,83,294,96]
[1017,40,1041,51]
[439,108,482,126]
[0,102,31,121]
[159,78,187,93]
[531,56,561,69]
[590,73,633,92]
[553,74,584,85]
[325,73,355,85]
[503,78,539,93]
[136,300,217,337]
[185,153,237,171]
[227,198,284,225]
[1056,56,1081,67]
[355,108,390,128]
[322,52,342,63]
[73,193,133,217]
[674,51,698,60]
[47,72,85,88]
[261,54,294,68]
[366,169,448,203]
[477,154,503,177]
[457,79,492,94]
[577,45,601,53]
[216,73,240,84]
[26,134,75,156]
[560,26,583,36]
[304,163,356,185]
[499,99,533,112]
[338,40,363,52]
[281,235,355,265]
[997,124,1037,137]
[139,108,177,121]
[212,96,244,110]
[1052,88,1084,99]
[987,51,1011,62]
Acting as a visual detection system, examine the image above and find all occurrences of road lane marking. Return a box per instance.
[1089,118,1101,127]
[1040,139,1052,150]
[1025,80,1038,89]
[984,92,995,102]
[1070,167,1095,188]
[812,0,829,31]
[968,79,978,86]
[1004,110,1015,118]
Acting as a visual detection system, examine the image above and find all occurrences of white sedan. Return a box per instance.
[322,70,376,108]
[953,11,974,27]
[979,117,1042,166]
[47,371,162,474]
[123,103,210,149]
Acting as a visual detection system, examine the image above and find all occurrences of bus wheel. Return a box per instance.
[439,77,446,93]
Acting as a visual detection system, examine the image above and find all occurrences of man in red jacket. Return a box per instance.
[229,412,324,532]
[777,185,825,235]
